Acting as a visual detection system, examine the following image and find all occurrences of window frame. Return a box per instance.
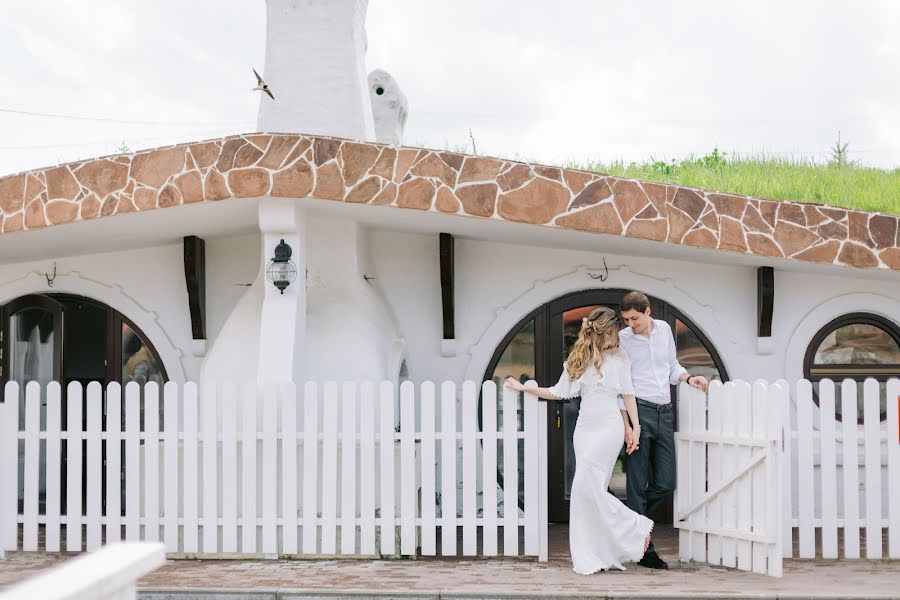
[803,312,900,423]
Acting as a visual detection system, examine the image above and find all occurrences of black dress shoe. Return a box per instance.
[638,550,669,569]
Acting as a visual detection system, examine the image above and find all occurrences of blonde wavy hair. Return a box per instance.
[565,306,622,381]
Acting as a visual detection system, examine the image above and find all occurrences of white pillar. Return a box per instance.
[257,199,307,385]
[257,0,376,141]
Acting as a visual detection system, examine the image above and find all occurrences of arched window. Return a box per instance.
[804,313,900,423]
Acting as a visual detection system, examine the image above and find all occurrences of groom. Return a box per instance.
[618,291,708,569]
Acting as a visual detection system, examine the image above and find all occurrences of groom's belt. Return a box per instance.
[636,398,672,412]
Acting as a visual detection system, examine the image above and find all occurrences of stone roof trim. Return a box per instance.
[1,133,898,271]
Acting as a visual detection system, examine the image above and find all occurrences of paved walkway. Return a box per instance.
[1,526,898,599]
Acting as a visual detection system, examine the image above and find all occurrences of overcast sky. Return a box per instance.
[2,0,899,177]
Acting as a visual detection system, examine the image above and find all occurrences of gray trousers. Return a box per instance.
[624,400,677,521]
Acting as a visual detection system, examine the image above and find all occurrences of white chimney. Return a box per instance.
[256,0,376,141]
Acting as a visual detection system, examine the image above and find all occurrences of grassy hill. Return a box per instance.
[567,149,900,216]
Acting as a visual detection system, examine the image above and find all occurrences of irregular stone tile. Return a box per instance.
[570,178,611,210]
[671,188,705,221]
[879,248,900,270]
[821,207,848,221]
[258,137,297,170]
[215,139,246,172]
[25,174,46,203]
[80,194,101,219]
[667,207,695,243]
[625,218,667,242]
[457,183,498,217]
[183,151,196,171]
[709,193,747,219]
[683,228,718,249]
[555,202,622,234]
[612,180,650,224]
[870,214,898,249]
[134,187,156,210]
[535,166,562,181]
[0,174,26,214]
[803,205,829,227]
[747,233,784,257]
[114,156,130,165]
[158,184,183,208]
[439,152,463,172]
[117,195,137,214]
[228,169,271,197]
[175,171,203,204]
[313,163,345,200]
[346,177,382,203]
[774,221,820,256]
[460,156,504,184]
[397,178,436,210]
[778,203,806,226]
[838,242,878,268]
[848,212,874,247]
[795,241,840,264]
[635,204,659,219]
[718,216,747,252]
[123,180,134,196]
[341,142,381,187]
[759,200,778,227]
[410,152,458,188]
[24,199,47,229]
[743,204,773,234]
[45,200,79,225]
[234,144,264,168]
[136,147,187,187]
[75,159,129,197]
[188,142,220,169]
[45,167,79,201]
[372,182,398,205]
[282,138,313,167]
[272,160,313,198]
[393,149,419,183]
[700,210,719,231]
[642,182,669,212]
[817,220,848,240]
[498,178,569,224]
[497,164,533,192]
[436,187,461,213]
[563,170,593,195]
[3,212,23,232]
[370,148,397,179]
[204,170,230,201]
[247,134,271,151]
[314,138,341,166]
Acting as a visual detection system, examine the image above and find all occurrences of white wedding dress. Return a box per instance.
[549,352,654,574]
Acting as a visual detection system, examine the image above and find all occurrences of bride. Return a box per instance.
[505,306,652,574]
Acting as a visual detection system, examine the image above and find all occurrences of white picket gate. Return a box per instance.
[674,381,786,577]
[0,380,548,561]
[783,377,900,560]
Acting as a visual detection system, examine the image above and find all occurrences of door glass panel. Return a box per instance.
[122,323,165,386]
[675,318,722,383]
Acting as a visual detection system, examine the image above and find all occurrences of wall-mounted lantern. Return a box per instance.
[265,239,297,294]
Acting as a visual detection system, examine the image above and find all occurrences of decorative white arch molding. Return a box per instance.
[462,262,738,385]
[0,269,187,383]
[783,291,900,431]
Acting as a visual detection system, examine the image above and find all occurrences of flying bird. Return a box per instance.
[252,68,274,100]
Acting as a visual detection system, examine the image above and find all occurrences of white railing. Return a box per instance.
[783,378,900,560]
[0,542,164,600]
[0,380,548,561]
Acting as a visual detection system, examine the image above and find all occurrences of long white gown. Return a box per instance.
[549,352,654,574]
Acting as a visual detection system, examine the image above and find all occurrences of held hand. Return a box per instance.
[503,377,525,392]
[624,427,633,449]
[626,424,641,454]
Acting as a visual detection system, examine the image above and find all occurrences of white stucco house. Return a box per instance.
[1,0,897,560]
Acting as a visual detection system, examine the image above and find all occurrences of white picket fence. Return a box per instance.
[674,381,786,577]
[0,380,548,560]
[783,378,900,560]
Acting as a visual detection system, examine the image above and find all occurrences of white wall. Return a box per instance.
[0,232,261,384]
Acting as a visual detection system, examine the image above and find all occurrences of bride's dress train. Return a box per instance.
[550,354,653,574]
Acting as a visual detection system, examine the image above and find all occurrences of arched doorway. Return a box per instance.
[482,288,728,523]
[1,293,168,514]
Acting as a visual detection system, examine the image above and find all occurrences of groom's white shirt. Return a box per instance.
[618,319,687,405]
